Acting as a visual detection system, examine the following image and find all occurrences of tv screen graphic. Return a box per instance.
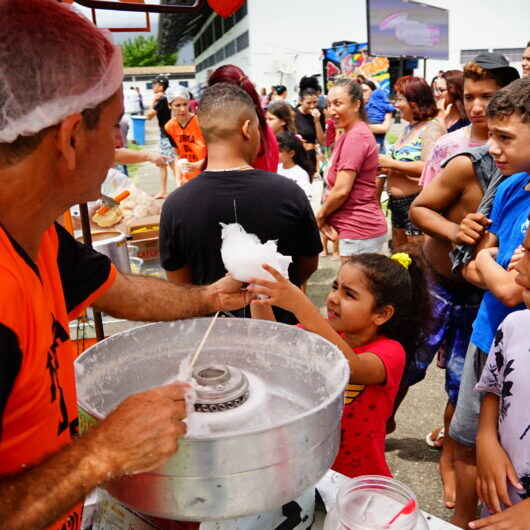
[367,0,449,59]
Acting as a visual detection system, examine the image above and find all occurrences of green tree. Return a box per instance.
[121,35,177,67]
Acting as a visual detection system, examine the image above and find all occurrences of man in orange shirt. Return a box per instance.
[0,2,251,529]
[165,86,207,183]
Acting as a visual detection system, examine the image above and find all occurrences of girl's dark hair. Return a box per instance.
[208,65,269,154]
[274,85,287,96]
[331,78,367,122]
[394,75,438,122]
[362,79,377,92]
[267,101,296,134]
[442,69,466,121]
[300,87,317,100]
[346,249,432,367]
[276,131,313,182]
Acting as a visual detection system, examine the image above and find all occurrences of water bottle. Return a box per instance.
[323,475,429,530]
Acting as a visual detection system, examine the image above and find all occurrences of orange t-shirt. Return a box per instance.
[165,115,206,182]
[0,223,117,529]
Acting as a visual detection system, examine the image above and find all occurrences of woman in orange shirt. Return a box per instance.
[165,87,206,184]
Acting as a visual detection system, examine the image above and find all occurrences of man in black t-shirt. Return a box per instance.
[146,75,178,197]
[160,83,322,323]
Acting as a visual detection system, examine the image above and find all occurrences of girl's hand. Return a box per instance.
[469,498,530,529]
[248,264,308,316]
[476,433,523,513]
[378,154,395,170]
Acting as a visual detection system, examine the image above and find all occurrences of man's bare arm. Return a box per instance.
[93,272,251,320]
[292,255,319,285]
[410,156,475,241]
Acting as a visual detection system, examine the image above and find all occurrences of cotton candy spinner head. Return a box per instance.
[0,0,123,143]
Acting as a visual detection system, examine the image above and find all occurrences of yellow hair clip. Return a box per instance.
[391,252,412,270]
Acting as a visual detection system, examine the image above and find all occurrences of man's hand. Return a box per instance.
[248,264,308,316]
[455,212,492,245]
[148,153,170,167]
[86,383,187,477]
[469,498,530,529]
[206,274,254,313]
[476,433,523,513]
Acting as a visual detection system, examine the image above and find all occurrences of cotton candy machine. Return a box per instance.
[76,318,349,522]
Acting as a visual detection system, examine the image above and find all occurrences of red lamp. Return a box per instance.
[207,0,244,17]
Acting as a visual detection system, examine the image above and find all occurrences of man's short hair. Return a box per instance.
[487,77,530,123]
[198,83,256,143]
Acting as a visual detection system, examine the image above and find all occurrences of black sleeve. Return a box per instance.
[0,323,22,439]
[159,197,186,271]
[55,223,112,314]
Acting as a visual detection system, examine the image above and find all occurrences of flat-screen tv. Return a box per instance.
[367,0,449,59]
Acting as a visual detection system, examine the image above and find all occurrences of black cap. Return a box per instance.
[473,52,520,82]
[153,75,169,89]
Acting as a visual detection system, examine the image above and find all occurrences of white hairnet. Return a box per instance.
[0,0,124,143]
[166,86,191,103]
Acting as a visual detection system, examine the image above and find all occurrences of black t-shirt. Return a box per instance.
[295,109,325,145]
[153,94,172,141]
[160,169,323,323]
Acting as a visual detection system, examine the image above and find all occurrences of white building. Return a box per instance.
[158,0,530,97]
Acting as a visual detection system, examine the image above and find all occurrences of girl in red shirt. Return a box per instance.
[250,251,431,478]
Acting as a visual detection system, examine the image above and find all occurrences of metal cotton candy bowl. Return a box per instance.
[75,318,349,521]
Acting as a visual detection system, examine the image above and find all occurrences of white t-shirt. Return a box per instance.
[277,163,312,199]
[476,309,530,506]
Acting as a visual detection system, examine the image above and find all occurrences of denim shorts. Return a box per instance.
[338,234,387,257]
[160,135,176,163]
[388,194,422,236]
[449,342,488,446]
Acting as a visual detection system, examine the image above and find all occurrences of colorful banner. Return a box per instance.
[322,42,391,94]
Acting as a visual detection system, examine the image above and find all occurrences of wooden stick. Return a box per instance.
[189,312,220,371]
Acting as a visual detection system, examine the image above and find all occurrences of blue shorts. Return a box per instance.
[402,274,482,404]
[449,343,488,446]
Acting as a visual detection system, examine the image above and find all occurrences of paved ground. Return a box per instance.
[122,118,453,523]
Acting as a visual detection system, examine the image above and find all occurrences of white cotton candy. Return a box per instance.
[220,223,292,283]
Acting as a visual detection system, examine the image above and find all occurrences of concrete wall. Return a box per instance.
[193,13,251,86]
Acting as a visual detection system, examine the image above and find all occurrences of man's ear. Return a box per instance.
[373,304,395,327]
[56,114,84,171]
[241,119,252,141]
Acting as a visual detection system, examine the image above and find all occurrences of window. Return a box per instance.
[460,49,488,64]
[236,31,249,53]
[493,48,526,62]
[213,16,223,41]
[224,14,234,32]
[224,40,236,59]
[203,22,214,49]
[235,3,247,22]
[214,48,225,64]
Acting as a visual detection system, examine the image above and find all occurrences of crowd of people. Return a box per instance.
[3,0,530,528]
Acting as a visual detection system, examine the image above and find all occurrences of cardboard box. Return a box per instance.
[126,215,160,262]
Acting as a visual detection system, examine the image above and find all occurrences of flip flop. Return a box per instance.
[425,427,444,449]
